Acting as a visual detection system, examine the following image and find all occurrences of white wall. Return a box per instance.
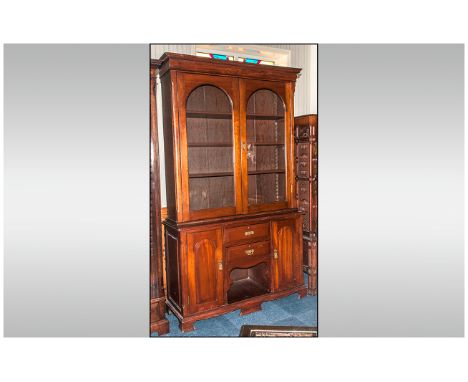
[152,45,194,206]
[151,44,317,207]
[151,44,194,60]
[267,44,317,115]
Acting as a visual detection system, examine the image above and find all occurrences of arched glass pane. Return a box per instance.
[246,89,286,205]
[186,85,234,211]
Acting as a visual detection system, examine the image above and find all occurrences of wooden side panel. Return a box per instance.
[186,228,223,314]
[294,114,318,295]
[161,73,178,220]
[160,208,168,293]
[310,239,318,295]
[303,238,311,271]
[165,228,181,309]
[150,66,164,302]
[150,63,169,335]
[272,217,302,291]
[285,82,297,210]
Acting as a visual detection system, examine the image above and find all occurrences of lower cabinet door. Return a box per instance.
[272,217,302,292]
[185,228,224,314]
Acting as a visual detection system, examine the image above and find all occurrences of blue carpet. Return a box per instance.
[152,279,317,337]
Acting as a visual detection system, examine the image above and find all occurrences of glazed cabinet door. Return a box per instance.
[177,73,242,222]
[271,217,302,292]
[185,228,224,314]
[239,79,296,213]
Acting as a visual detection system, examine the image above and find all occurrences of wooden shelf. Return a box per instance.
[227,278,269,304]
[247,113,284,120]
[186,111,283,120]
[248,169,285,175]
[189,172,234,178]
[186,111,232,119]
[188,142,233,147]
[247,142,284,146]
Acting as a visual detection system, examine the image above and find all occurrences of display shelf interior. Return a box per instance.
[187,110,232,119]
[189,175,235,210]
[227,279,269,304]
[246,89,286,206]
[246,113,284,120]
[187,112,283,121]
[227,263,270,304]
[247,142,284,146]
[186,85,235,211]
[248,169,285,175]
[189,172,234,178]
[188,142,233,147]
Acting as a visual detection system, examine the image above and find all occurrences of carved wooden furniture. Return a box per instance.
[150,60,169,335]
[158,53,306,332]
[294,114,318,295]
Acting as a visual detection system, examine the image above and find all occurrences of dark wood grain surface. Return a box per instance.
[150,61,169,336]
[157,53,306,332]
[294,114,318,295]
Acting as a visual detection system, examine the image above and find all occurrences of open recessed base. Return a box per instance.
[227,278,269,304]
[227,263,270,304]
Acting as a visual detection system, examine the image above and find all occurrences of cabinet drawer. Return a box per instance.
[224,223,269,244]
[296,142,311,178]
[295,122,317,140]
[312,158,317,179]
[303,239,311,270]
[298,198,311,232]
[297,179,311,231]
[310,204,318,232]
[296,142,317,179]
[296,125,311,139]
[226,241,271,265]
[302,239,317,275]
[297,157,311,178]
[301,205,317,233]
[297,179,311,201]
[297,178,317,233]
[297,142,311,158]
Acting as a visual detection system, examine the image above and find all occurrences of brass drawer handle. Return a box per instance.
[273,249,278,259]
[244,230,254,236]
[218,262,223,270]
[245,249,255,256]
